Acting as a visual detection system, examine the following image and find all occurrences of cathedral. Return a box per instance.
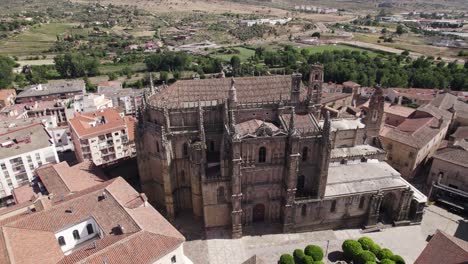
[136,65,426,238]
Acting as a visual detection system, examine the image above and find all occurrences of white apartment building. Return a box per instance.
[73,93,113,113]
[69,108,136,166]
[0,124,59,202]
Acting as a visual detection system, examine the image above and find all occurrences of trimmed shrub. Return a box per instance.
[358,237,375,250]
[279,254,294,264]
[293,249,306,264]
[380,259,396,264]
[304,255,314,264]
[342,239,363,260]
[391,255,406,264]
[364,262,377,264]
[313,261,324,264]
[377,248,394,260]
[356,250,376,264]
[304,245,324,261]
[368,242,381,255]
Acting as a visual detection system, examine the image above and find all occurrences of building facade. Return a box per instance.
[69,108,136,166]
[73,93,113,113]
[136,65,426,238]
[0,124,59,203]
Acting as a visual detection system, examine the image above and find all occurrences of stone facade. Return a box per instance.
[136,65,426,238]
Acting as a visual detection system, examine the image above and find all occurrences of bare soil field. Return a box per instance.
[71,0,353,22]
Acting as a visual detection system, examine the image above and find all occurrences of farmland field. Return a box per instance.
[0,23,82,56]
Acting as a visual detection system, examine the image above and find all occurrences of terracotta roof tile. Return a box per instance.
[69,108,127,139]
[12,185,35,204]
[415,230,468,264]
[149,75,306,107]
[0,177,184,264]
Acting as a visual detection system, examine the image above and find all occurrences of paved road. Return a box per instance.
[184,205,467,264]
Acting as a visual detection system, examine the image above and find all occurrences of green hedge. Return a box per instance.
[342,239,363,260]
[368,242,381,255]
[304,245,324,261]
[279,254,294,264]
[356,250,376,264]
[391,255,406,264]
[380,259,396,264]
[293,249,306,264]
[358,237,375,250]
[377,249,394,260]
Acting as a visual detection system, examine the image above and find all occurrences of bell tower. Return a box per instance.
[308,64,324,105]
[364,85,384,145]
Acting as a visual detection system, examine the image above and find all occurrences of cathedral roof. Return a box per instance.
[149,75,306,108]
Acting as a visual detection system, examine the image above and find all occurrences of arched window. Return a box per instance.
[301,204,307,216]
[72,230,80,240]
[217,186,225,203]
[58,236,66,246]
[87,224,94,235]
[297,175,305,195]
[302,147,308,161]
[183,143,188,157]
[258,147,266,163]
[359,196,365,209]
[156,141,160,153]
[330,200,337,212]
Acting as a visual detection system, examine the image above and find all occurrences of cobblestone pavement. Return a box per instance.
[184,205,467,264]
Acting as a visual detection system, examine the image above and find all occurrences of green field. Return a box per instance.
[98,63,148,74]
[0,23,81,56]
[211,47,256,62]
[300,44,380,57]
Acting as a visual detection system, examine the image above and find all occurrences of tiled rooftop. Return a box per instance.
[414,230,468,264]
[0,177,185,264]
[149,75,306,107]
[69,108,131,139]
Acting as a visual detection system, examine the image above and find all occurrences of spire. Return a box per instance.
[288,107,296,135]
[229,77,237,103]
[322,110,331,144]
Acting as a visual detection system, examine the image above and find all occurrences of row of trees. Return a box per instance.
[54,53,100,78]
[145,52,224,75]
[250,46,468,90]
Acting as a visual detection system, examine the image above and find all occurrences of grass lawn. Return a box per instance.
[211,47,256,62]
[300,44,380,57]
[98,62,147,74]
[0,23,82,56]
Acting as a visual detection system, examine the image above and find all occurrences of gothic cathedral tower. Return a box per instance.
[308,64,324,105]
[364,85,384,146]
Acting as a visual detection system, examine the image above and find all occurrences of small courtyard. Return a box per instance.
[183,205,467,264]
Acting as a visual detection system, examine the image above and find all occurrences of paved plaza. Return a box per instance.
[183,205,467,264]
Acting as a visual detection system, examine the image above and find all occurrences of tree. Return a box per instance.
[401,50,409,56]
[381,28,388,34]
[380,259,396,264]
[230,56,241,76]
[293,249,306,264]
[311,32,321,38]
[54,53,99,78]
[396,24,405,35]
[159,71,169,83]
[108,72,117,81]
[304,245,324,261]
[358,237,375,250]
[0,56,15,88]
